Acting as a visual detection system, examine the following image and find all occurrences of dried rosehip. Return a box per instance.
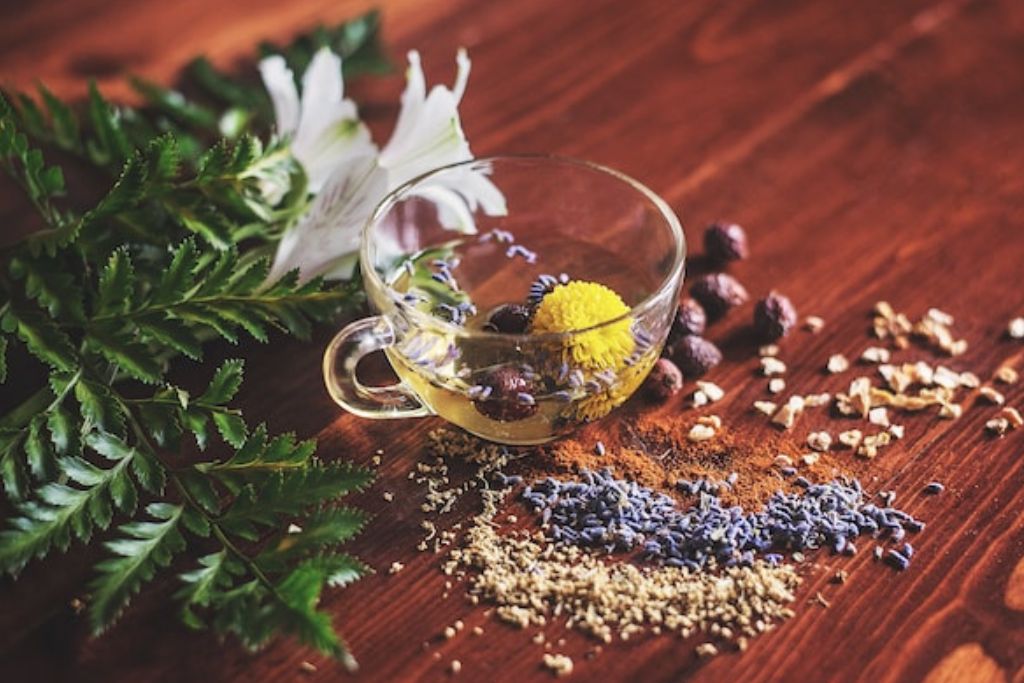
[671,336,722,377]
[644,358,684,402]
[704,222,749,263]
[474,366,538,421]
[483,303,532,334]
[753,291,798,341]
[690,273,749,321]
[667,298,707,346]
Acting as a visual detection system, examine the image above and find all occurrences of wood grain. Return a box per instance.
[2,0,1024,681]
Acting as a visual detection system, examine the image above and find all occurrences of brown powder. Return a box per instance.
[530,408,854,510]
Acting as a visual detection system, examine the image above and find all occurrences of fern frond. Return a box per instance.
[256,508,369,572]
[0,430,166,575]
[89,502,185,633]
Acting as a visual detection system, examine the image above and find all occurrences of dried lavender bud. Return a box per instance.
[483,303,532,334]
[671,336,722,377]
[644,358,684,402]
[753,291,798,341]
[704,222,749,263]
[690,273,749,321]
[474,367,538,421]
[667,298,707,346]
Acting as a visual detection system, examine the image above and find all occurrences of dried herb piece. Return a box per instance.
[667,298,707,346]
[691,273,748,321]
[474,367,538,421]
[483,303,532,334]
[753,291,798,341]
[704,222,749,263]
[644,358,684,402]
[671,336,722,377]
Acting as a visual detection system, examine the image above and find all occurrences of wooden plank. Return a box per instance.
[2,0,1024,681]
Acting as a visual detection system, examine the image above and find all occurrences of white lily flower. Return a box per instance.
[258,47,376,192]
[266,48,506,282]
[379,49,506,231]
[266,152,387,283]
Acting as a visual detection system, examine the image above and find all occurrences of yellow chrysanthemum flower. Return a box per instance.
[531,281,634,370]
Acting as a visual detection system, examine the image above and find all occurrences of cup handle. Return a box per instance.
[323,316,431,419]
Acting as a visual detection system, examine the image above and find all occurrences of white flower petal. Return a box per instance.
[407,164,507,233]
[258,55,300,136]
[379,52,472,187]
[451,47,470,104]
[268,152,388,283]
[408,184,478,233]
[294,116,377,193]
[443,163,507,215]
[289,49,377,192]
[385,50,427,161]
[296,49,344,141]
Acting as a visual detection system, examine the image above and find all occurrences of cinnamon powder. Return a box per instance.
[530,409,855,510]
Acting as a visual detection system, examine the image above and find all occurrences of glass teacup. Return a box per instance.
[324,155,685,444]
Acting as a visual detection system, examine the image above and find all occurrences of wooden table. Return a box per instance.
[2,0,1024,681]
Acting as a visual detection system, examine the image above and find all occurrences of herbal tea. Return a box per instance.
[383,228,664,444]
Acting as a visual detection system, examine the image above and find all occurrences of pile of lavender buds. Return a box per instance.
[522,468,926,571]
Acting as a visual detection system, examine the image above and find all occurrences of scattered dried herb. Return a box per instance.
[691,273,749,321]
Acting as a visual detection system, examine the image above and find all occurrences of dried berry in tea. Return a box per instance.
[483,303,532,334]
[474,367,538,421]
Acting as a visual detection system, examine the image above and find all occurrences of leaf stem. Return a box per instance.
[122,405,284,603]
[86,289,347,326]
[0,385,54,430]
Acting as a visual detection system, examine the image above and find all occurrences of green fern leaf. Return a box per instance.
[129,77,219,131]
[8,255,85,321]
[219,463,372,540]
[176,549,240,628]
[153,240,200,305]
[36,84,80,149]
[178,469,220,514]
[1,306,77,372]
[96,249,135,317]
[297,553,371,589]
[0,429,27,499]
[212,412,247,449]
[88,502,185,634]
[47,405,81,458]
[268,561,357,669]
[0,430,159,575]
[135,314,203,360]
[26,415,57,481]
[180,205,233,250]
[74,379,126,436]
[88,323,163,384]
[86,82,132,168]
[256,508,368,572]
[200,359,244,404]
[0,484,92,574]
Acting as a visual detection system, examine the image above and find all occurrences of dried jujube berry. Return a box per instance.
[667,298,707,346]
[483,303,532,334]
[704,222,749,263]
[690,273,749,321]
[473,366,538,421]
[671,336,722,377]
[753,291,798,341]
[644,358,684,402]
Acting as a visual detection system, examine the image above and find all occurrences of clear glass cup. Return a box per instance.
[324,155,685,444]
